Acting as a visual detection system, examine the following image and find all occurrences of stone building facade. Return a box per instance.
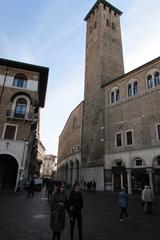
[57,101,83,184]
[41,154,57,178]
[103,57,160,194]
[0,58,48,191]
[57,0,160,194]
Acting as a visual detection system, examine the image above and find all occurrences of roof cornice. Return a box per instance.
[84,0,122,21]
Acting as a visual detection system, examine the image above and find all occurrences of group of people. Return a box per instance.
[50,182,83,240]
[118,185,154,222]
[83,180,96,192]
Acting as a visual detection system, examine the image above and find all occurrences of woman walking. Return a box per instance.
[50,184,68,240]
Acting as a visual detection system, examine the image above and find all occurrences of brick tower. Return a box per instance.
[81,0,124,187]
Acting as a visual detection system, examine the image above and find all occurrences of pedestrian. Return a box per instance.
[48,179,54,201]
[50,184,68,240]
[93,180,96,192]
[27,178,35,197]
[141,185,154,214]
[69,183,83,240]
[118,187,130,221]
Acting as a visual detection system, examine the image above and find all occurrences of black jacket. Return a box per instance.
[69,191,83,217]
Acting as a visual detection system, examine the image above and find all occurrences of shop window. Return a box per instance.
[3,125,16,140]
[13,73,27,88]
[126,130,133,145]
[116,133,122,147]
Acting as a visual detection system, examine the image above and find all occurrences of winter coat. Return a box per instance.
[141,188,153,202]
[118,191,128,208]
[69,191,83,217]
[50,192,68,232]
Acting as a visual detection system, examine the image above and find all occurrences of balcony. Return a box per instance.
[6,110,36,122]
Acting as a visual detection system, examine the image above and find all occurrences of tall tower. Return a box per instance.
[81,0,124,179]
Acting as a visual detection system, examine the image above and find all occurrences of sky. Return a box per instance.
[0,0,160,155]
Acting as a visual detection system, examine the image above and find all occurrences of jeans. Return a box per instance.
[53,231,61,240]
[70,214,82,240]
[120,207,128,219]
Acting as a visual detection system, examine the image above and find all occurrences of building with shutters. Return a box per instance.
[0,58,48,191]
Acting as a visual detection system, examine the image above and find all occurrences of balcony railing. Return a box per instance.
[6,110,36,122]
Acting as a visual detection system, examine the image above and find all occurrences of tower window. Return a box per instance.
[112,22,115,30]
[94,21,97,29]
[3,125,16,140]
[106,19,109,27]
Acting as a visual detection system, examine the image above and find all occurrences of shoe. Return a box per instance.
[120,219,125,222]
[125,217,130,220]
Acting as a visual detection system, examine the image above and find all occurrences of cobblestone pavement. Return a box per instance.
[0,188,160,240]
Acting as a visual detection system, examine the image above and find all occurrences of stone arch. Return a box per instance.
[112,159,125,167]
[0,154,18,190]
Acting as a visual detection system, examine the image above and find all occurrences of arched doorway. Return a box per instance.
[112,160,127,191]
[131,158,148,193]
[0,154,18,190]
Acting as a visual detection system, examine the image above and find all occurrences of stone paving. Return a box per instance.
[0,188,160,240]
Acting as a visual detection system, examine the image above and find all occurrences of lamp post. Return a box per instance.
[101,126,105,191]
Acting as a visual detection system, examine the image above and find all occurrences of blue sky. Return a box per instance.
[0,0,160,155]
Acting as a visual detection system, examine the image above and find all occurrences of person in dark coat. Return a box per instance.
[69,183,83,240]
[27,178,35,197]
[50,184,68,240]
[118,187,130,221]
